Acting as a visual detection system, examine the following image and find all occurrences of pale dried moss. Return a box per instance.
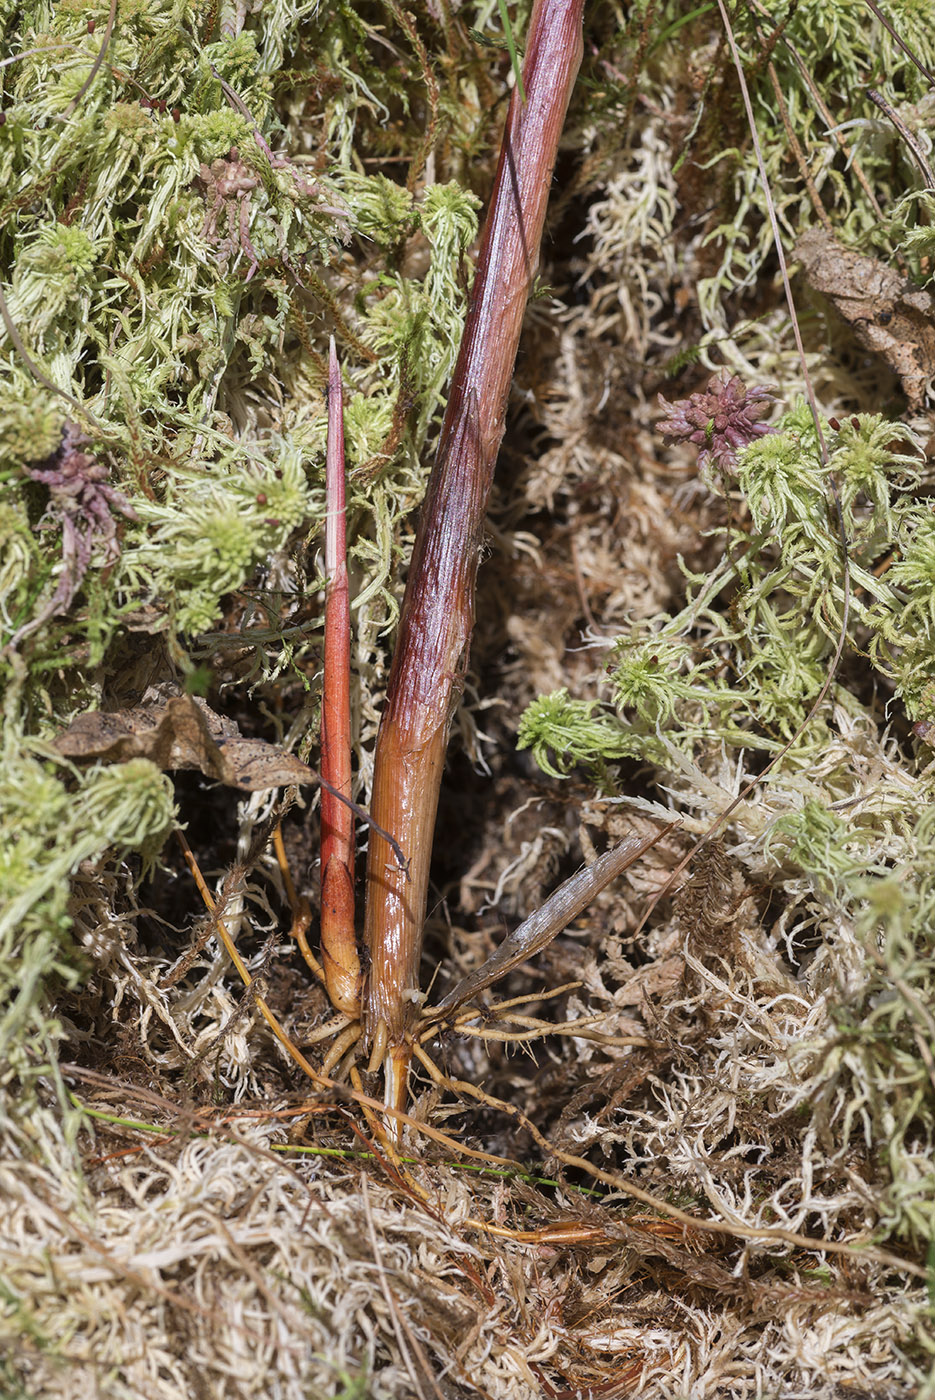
[1,1105,928,1399]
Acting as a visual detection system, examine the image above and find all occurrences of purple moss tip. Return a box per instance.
[13,423,138,647]
[658,371,777,473]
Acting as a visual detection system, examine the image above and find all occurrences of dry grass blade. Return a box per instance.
[431,823,678,1016]
[177,832,330,1084]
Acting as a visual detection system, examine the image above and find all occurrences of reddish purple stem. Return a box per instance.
[319,338,360,1018]
[362,0,586,1108]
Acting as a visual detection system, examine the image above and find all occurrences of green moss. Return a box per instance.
[517,688,640,781]
[0,0,932,1388]
[134,444,315,634]
[342,171,414,242]
[0,733,176,1096]
[764,799,869,892]
[0,386,64,467]
[0,0,501,1111]
[0,503,40,624]
[519,373,935,1267]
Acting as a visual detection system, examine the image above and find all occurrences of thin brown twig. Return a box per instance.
[452,982,581,1016]
[271,823,325,983]
[272,821,300,908]
[866,86,935,189]
[748,0,889,228]
[63,0,117,116]
[861,0,935,86]
[177,831,327,1080]
[293,904,326,982]
[445,1021,658,1048]
[349,1065,398,1165]
[765,60,833,231]
[383,0,441,193]
[320,1020,362,1076]
[177,830,523,1167]
[418,981,582,1042]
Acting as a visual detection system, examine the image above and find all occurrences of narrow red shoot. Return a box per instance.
[320,338,360,1019]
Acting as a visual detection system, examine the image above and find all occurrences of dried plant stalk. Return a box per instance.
[363,0,586,1100]
[431,824,678,1017]
[320,338,360,1018]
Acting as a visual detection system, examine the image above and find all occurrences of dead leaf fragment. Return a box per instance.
[796,228,935,408]
[53,687,316,791]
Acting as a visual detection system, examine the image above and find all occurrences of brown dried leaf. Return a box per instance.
[796,228,935,407]
[52,686,316,791]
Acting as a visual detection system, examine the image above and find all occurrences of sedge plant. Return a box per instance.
[361,0,587,1114]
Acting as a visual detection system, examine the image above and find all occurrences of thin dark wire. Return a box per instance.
[64,0,118,116]
[867,86,935,189]
[862,0,935,87]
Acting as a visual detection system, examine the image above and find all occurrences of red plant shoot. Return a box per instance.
[319,338,360,1019]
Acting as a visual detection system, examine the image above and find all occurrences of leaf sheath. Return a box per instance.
[364,0,586,1057]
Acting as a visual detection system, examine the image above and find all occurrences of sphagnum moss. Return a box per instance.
[518,398,935,1270]
[1,0,935,1395]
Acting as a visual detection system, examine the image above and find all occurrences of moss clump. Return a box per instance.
[519,400,935,1264]
[0,0,494,1118]
[0,386,65,467]
[1,0,934,1395]
[133,443,316,635]
[0,736,176,1098]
